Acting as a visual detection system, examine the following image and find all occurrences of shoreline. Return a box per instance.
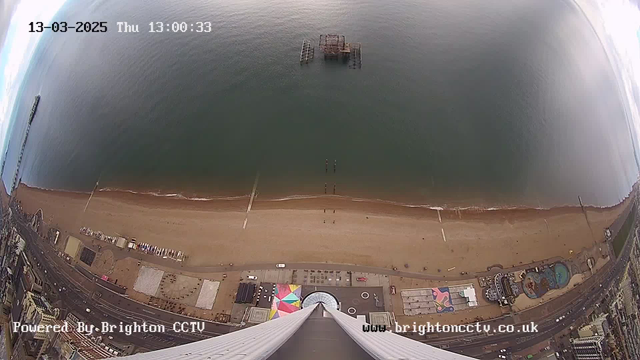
[20,183,635,213]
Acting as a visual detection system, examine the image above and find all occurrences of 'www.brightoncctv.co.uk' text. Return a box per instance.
[363,322,539,335]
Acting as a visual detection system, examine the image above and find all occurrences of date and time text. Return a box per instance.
[28,21,212,33]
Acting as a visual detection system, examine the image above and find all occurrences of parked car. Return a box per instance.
[276,263,286,268]
[357,277,367,282]
[247,275,258,280]
[390,285,396,295]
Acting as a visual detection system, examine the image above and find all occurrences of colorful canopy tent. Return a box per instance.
[269,284,302,320]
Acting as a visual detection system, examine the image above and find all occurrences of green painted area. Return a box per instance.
[613,205,637,257]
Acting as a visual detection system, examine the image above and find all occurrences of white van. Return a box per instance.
[247,275,258,280]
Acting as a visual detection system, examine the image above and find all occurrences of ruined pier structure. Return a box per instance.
[299,34,362,69]
[318,34,362,69]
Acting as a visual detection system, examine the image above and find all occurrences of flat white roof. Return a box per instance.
[195,279,220,310]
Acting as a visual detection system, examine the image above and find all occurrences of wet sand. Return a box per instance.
[15,185,632,274]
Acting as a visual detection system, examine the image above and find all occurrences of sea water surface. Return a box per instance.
[3,0,639,208]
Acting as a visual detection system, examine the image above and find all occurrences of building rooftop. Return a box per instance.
[56,324,114,358]
[571,335,605,344]
[27,292,53,316]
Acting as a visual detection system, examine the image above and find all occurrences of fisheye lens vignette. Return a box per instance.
[1,0,640,359]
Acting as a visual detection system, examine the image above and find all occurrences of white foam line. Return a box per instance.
[243,172,260,229]
[28,185,634,210]
[441,228,447,242]
[100,187,249,201]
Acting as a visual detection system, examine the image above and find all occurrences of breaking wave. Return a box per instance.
[24,184,630,210]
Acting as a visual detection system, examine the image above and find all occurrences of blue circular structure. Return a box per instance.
[522,262,571,299]
[554,262,570,288]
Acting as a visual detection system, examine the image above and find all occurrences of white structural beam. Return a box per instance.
[114,303,476,360]
[325,306,476,360]
[116,304,317,360]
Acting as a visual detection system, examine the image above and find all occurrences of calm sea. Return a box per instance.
[3,0,639,208]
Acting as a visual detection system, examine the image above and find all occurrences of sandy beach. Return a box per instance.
[14,185,632,274]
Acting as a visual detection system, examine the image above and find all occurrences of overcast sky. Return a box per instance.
[580,0,640,171]
[0,0,20,48]
[0,0,67,168]
[0,0,23,161]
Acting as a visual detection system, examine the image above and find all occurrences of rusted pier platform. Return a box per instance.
[317,34,362,69]
[319,34,346,59]
[298,35,362,68]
